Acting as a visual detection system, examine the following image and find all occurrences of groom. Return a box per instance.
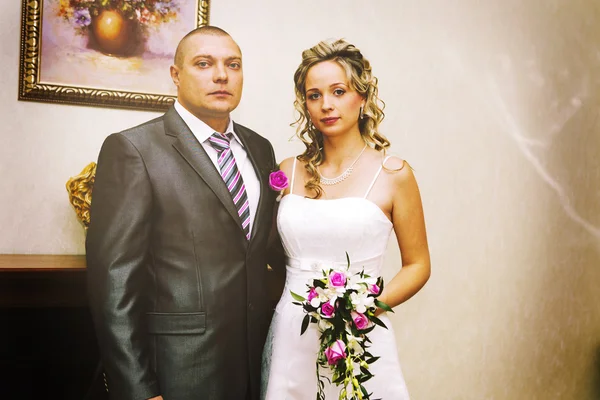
[86,26,283,400]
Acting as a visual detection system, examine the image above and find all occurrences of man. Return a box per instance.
[86,26,283,400]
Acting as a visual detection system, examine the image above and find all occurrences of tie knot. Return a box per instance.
[208,133,231,153]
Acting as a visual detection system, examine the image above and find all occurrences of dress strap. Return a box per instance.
[290,158,297,195]
[363,155,393,198]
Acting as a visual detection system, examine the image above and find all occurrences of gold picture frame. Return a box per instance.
[19,0,210,111]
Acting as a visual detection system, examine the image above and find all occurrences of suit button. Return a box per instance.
[248,302,254,311]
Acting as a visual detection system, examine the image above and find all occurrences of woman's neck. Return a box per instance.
[321,133,366,169]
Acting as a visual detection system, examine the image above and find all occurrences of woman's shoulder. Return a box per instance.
[278,156,305,195]
[278,156,297,170]
[278,156,307,182]
[278,156,300,175]
[381,154,405,170]
[380,153,416,185]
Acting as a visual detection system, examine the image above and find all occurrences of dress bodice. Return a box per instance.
[277,193,393,277]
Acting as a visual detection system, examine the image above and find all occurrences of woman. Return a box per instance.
[262,38,431,399]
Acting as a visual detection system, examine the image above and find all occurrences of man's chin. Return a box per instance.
[192,107,235,120]
[205,99,240,112]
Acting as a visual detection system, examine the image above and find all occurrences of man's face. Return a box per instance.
[171,34,243,121]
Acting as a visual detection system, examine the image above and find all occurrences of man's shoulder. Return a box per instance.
[233,122,270,144]
[117,114,166,141]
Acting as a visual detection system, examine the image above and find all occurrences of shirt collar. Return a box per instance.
[174,100,243,147]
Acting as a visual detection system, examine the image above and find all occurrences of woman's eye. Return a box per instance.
[308,93,321,100]
[333,88,345,96]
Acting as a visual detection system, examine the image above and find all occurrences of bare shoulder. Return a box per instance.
[279,157,304,184]
[382,155,418,190]
[278,156,298,177]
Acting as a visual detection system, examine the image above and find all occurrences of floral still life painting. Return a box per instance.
[56,0,180,57]
[19,0,210,111]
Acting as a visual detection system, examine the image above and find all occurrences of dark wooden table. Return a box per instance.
[0,255,104,399]
[0,255,87,307]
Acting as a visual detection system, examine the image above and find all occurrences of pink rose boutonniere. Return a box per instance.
[269,167,289,201]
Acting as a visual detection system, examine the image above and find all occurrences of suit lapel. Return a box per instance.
[234,123,269,243]
[165,107,244,232]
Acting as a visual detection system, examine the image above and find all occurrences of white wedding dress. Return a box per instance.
[261,158,410,399]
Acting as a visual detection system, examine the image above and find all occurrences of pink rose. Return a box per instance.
[321,301,335,317]
[307,287,317,302]
[324,339,347,365]
[351,311,369,330]
[328,271,346,288]
[369,284,380,295]
[269,170,289,191]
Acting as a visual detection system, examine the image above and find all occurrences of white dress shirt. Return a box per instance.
[174,101,260,233]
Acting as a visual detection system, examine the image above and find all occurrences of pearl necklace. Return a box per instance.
[318,144,368,186]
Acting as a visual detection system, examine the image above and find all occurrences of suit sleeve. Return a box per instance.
[86,133,160,400]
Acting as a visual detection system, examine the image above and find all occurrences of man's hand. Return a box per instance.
[148,397,163,400]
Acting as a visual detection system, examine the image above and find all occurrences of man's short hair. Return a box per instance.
[174,26,233,67]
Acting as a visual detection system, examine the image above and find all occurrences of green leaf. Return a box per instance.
[345,251,350,267]
[314,280,326,289]
[374,299,394,313]
[371,316,388,329]
[362,325,376,334]
[300,314,310,335]
[366,356,380,364]
[291,291,306,302]
[358,370,373,383]
[360,384,369,397]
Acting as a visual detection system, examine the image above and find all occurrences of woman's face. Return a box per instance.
[304,60,364,139]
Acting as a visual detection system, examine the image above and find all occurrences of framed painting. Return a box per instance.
[19,0,210,111]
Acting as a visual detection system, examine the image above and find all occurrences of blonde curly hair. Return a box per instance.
[66,162,96,229]
[293,38,389,198]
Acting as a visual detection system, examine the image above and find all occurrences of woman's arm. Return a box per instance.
[376,159,431,313]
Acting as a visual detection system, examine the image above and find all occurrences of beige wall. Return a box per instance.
[1,0,599,398]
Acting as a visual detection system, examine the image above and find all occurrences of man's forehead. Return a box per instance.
[183,34,241,59]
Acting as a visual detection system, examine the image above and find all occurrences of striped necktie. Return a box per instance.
[208,133,251,240]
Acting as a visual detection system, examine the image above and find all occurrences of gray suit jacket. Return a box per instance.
[86,107,282,400]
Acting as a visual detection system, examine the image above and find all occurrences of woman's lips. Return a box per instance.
[321,117,339,125]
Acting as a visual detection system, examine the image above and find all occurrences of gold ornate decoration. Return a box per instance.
[66,162,97,229]
[18,0,211,112]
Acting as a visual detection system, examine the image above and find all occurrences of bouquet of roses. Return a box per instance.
[291,253,393,400]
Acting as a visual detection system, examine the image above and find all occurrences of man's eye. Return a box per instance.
[229,62,241,69]
[196,61,209,67]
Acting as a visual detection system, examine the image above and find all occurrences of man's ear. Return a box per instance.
[170,65,180,86]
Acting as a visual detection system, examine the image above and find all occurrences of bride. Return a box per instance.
[262,38,431,399]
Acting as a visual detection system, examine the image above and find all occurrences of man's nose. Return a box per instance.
[213,63,228,82]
